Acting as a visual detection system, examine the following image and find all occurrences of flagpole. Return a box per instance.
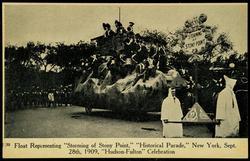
[119,7,121,22]
[194,60,198,102]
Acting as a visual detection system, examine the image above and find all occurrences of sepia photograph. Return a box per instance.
[3,3,248,140]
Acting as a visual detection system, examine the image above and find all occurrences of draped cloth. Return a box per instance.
[161,88,183,138]
[215,75,241,137]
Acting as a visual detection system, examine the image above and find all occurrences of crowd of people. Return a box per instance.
[78,20,247,112]
[6,85,73,111]
[86,20,171,86]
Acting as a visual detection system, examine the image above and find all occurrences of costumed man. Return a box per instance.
[157,46,169,73]
[126,22,135,39]
[215,75,241,138]
[161,88,183,138]
[132,62,146,86]
[114,20,126,35]
[104,23,115,38]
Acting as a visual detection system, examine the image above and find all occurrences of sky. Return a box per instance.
[3,3,248,53]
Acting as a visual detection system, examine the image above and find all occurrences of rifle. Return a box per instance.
[91,35,105,41]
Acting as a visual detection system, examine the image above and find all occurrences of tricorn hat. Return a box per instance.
[102,23,107,29]
[115,20,122,26]
[106,23,111,29]
[129,22,135,26]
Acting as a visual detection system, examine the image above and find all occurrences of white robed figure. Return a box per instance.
[161,88,183,138]
[215,75,241,137]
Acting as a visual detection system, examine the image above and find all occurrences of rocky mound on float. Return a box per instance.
[74,70,186,112]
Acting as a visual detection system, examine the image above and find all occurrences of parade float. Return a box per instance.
[73,13,248,119]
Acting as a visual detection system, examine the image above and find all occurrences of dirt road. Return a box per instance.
[4,106,213,138]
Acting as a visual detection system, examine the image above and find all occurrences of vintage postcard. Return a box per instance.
[2,3,248,158]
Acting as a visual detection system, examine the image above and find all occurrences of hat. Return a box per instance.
[106,23,111,29]
[129,22,134,26]
[115,20,122,27]
[102,23,107,29]
[127,26,132,31]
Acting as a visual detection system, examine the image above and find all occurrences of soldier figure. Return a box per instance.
[23,91,28,107]
[126,22,135,40]
[115,20,126,35]
[16,87,22,110]
[144,57,156,81]
[132,39,148,64]
[54,89,59,107]
[20,91,25,109]
[37,89,42,107]
[132,62,146,86]
[67,88,72,107]
[57,88,63,107]
[103,23,115,38]
[158,46,169,73]
[63,87,67,106]
[42,90,48,107]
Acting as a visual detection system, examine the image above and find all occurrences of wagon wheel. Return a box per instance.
[85,106,92,114]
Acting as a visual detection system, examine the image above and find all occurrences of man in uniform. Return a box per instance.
[143,57,156,82]
[37,88,42,107]
[13,90,17,110]
[7,90,14,110]
[115,20,126,35]
[158,46,169,73]
[57,87,63,107]
[30,86,36,107]
[67,86,72,106]
[16,87,22,110]
[132,39,148,64]
[132,61,146,86]
[104,23,115,38]
[107,58,121,83]
[20,91,25,109]
[41,90,48,107]
[126,22,135,39]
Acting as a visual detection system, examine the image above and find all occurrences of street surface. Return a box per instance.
[4,106,213,138]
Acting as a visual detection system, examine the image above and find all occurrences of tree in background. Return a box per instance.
[141,29,168,46]
[5,40,98,92]
[4,14,248,114]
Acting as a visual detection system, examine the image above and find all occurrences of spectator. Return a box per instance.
[48,91,55,107]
